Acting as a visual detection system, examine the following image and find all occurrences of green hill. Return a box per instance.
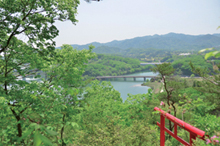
[67,33,220,51]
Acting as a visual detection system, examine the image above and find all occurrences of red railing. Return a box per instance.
[154,107,206,146]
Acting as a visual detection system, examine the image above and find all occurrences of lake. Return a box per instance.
[23,71,158,102]
[101,71,158,102]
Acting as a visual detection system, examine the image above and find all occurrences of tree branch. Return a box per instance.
[0,5,33,53]
[203,76,219,86]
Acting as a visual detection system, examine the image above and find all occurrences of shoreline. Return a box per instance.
[141,82,163,93]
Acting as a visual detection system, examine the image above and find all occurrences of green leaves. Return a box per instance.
[39,134,53,146]
[71,122,79,128]
[18,123,58,145]
[199,47,220,60]
[0,43,96,144]
[199,47,214,53]
[45,129,58,136]
[34,131,53,146]
[151,62,175,76]
[0,0,80,54]
[66,122,79,128]
[34,132,42,146]
[204,51,220,60]
[0,0,96,145]
[18,127,35,142]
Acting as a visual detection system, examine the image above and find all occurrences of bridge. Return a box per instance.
[96,75,157,81]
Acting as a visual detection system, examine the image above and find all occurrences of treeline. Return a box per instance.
[171,55,214,76]
[83,53,215,77]
[84,54,153,77]
[92,47,180,62]
[156,54,217,76]
[122,48,173,62]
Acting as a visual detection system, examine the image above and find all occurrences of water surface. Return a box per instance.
[102,72,158,101]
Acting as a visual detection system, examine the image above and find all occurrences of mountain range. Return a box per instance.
[62,33,220,54]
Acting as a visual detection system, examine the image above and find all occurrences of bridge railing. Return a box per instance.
[154,107,207,146]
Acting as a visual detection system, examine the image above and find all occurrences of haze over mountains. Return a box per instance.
[65,33,220,54]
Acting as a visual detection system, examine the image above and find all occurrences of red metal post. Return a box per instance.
[157,122,190,145]
[154,107,205,137]
[174,123,177,136]
[190,133,196,145]
[160,115,165,146]
[154,107,206,146]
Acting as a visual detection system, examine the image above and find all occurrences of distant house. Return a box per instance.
[179,53,191,56]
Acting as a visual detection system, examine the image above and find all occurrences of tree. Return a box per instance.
[0,1,98,145]
[193,38,220,112]
[190,58,220,112]
[0,44,95,145]
[72,81,160,146]
[0,0,79,54]
[151,63,175,108]
[151,63,184,132]
[171,55,213,76]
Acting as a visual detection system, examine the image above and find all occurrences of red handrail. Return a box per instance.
[154,107,206,146]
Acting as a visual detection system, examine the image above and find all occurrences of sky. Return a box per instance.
[54,0,220,47]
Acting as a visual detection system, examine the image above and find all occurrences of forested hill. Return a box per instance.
[69,33,220,51]
[83,54,153,77]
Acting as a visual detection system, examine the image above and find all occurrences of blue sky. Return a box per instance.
[54,0,220,47]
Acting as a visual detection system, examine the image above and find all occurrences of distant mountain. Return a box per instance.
[213,34,220,37]
[66,33,220,52]
[70,42,103,50]
[93,46,124,54]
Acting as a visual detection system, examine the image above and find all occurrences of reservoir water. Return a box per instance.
[23,71,158,102]
[101,71,158,101]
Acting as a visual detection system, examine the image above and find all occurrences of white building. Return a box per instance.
[179,53,191,56]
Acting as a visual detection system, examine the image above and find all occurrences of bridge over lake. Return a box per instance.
[96,75,157,81]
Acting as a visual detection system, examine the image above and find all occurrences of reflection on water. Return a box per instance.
[101,72,158,102]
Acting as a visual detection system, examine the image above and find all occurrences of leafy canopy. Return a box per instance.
[0,0,79,54]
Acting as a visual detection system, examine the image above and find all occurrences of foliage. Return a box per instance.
[172,55,213,76]
[70,82,160,145]
[199,48,220,60]
[151,63,187,134]
[0,44,95,145]
[0,1,97,144]
[0,0,80,54]
[0,0,161,145]
[122,48,173,62]
[84,54,153,77]
[1,0,220,145]
[190,60,220,112]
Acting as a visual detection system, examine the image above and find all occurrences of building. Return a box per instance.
[179,53,191,56]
